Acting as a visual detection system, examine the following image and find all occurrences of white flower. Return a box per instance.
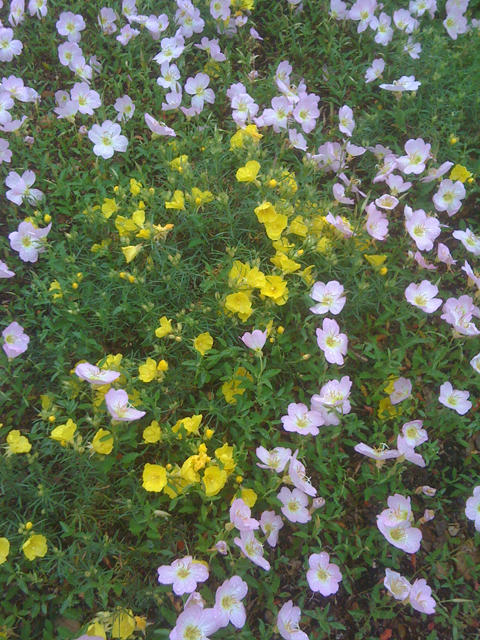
[88,120,128,159]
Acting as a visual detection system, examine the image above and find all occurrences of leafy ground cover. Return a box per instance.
[1,0,480,639]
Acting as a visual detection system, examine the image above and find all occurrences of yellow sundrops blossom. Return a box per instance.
[114,215,138,237]
[138,357,164,383]
[236,160,260,183]
[181,457,201,484]
[135,617,147,632]
[254,201,278,224]
[301,265,315,286]
[215,443,235,474]
[153,222,174,242]
[241,488,258,507]
[22,534,47,560]
[272,237,296,253]
[264,214,288,241]
[101,198,119,219]
[228,261,251,289]
[49,280,63,300]
[87,622,107,639]
[244,123,262,141]
[155,316,172,338]
[203,465,227,496]
[165,190,185,210]
[90,429,114,455]
[142,463,167,492]
[221,367,252,404]
[378,397,398,419]
[224,291,253,320]
[143,421,161,444]
[194,332,214,356]
[170,155,189,172]
[260,276,288,300]
[364,254,387,267]
[130,179,142,196]
[158,359,168,372]
[111,609,136,639]
[449,164,472,183]
[270,252,301,273]
[6,430,31,454]
[192,187,214,207]
[173,414,203,435]
[50,419,77,445]
[289,216,308,237]
[121,244,143,264]
[246,267,266,289]
[0,538,10,564]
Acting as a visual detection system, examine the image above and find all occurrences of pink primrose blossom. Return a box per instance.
[404,38,421,58]
[233,530,270,571]
[370,12,394,46]
[465,486,480,532]
[153,35,185,65]
[157,62,181,91]
[256,446,291,472]
[437,243,457,266]
[281,403,324,436]
[9,0,25,26]
[232,93,259,126]
[438,381,471,415]
[462,261,480,288]
[365,58,385,83]
[402,420,428,447]
[397,138,431,175]
[114,95,135,122]
[157,556,209,596]
[375,193,399,210]
[389,378,412,405]
[432,179,465,216]
[316,318,348,365]
[241,329,267,353]
[75,363,120,385]
[386,173,412,194]
[384,568,411,600]
[378,494,413,527]
[397,436,426,467]
[185,73,215,111]
[0,114,27,132]
[175,5,204,38]
[310,142,345,173]
[453,228,480,256]
[0,260,15,278]
[250,27,262,40]
[333,183,354,205]
[105,388,146,421]
[275,61,292,84]
[215,541,227,555]
[146,113,176,136]
[444,9,468,39]
[9,221,51,262]
[98,8,117,34]
[169,605,220,640]
[0,28,22,61]
[229,498,259,532]
[213,576,248,628]
[310,281,346,315]
[338,105,355,137]
[58,42,82,66]
[354,443,400,460]
[379,76,421,92]
[195,37,226,62]
[330,0,348,19]
[349,0,377,32]
[116,24,139,45]
[277,600,309,640]
[2,321,29,358]
[1,76,35,102]
[70,82,101,115]
[145,14,169,40]
[277,487,311,524]
[311,376,352,425]
[293,95,319,134]
[373,154,397,183]
[393,8,417,32]
[377,518,422,553]
[420,161,454,183]
[56,12,85,43]
[365,204,389,241]
[210,0,231,21]
[0,138,12,164]
[346,141,366,157]
[0,92,14,124]
[307,552,342,595]
[262,96,293,133]
[260,511,284,547]
[405,281,442,313]
[288,451,316,497]
[324,212,354,238]
[408,579,436,614]
[184,591,206,609]
[88,121,128,159]
[339,172,366,197]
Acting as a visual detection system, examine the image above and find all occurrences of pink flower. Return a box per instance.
[420,161,454,183]
[58,42,82,67]
[260,511,284,547]
[288,451,316,497]
[114,95,135,122]
[9,221,51,263]
[401,420,428,447]
[195,37,226,62]
[405,207,441,251]
[170,605,220,640]
[379,76,421,92]
[153,35,185,65]
[307,552,342,595]
[405,281,442,313]
[293,95,319,134]
[256,446,291,472]
[146,14,169,40]
[325,212,354,238]
[277,487,311,524]
[375,194,399,211]
[116,24,139,45]
[408,579,436,614]
[432,179,465,216]
[330,0,348,19]
[377,519,422,553]
[277,600,309,640]
[389,378,412,405]
[241,329,267,353]
[0,28,23,62]
[0,138,12,164]
[444,9,468,39]
[104,388,146,421]
[0,260,15,278]
[233,530,270,571]
[378,494,413,527]
[438,381,472,415]
[316,318,348,365]
[384,568,411,601]
[281,403,324,436]
[397,436,426,467]
[365,204,389,241]
[157,556,209,596]
[75,362,120,385]
[365,58,385,83]
[311,376,352,425]
[386,173,412,194]
[332,183,354,205]
[213,576,248,629]
[98,8,117,34]
[465,486,480,532]
[437,243,457,266]
[338,105,354,137]
[184,73,214,112]
[2,321,29,358]
[397,138,431,174]
[453,228,480,256]
[145,113,176,137]
[229,498,259,532]
[354,443,400,461]
[6,170,44,205]
[56,12,86,43]
[309,281,346,315]
[370,12,394,46]
[88,121,128,159]
[262,96,293,133]
[70,82,101,115]
[349,0,376,32]
[393,8,418,32]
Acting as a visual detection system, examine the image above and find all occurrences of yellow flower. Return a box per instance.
[158,359,168,372]
[225,292,253,320]
[236,160,260,182]
[301,265,315,286]
[194,332,214,356]
[279,170,297,195]
[111,609,136,639]
[91,429,114,455]
[272,237,295,254]
[49,280,63,299]
[135,617,147,632]
[101,198,119,219]
[289,216,308,237]
[165,190,185,210]
[364,254,387,267]
[87,622,107,638]
[102,353,123,370]
[383,376,398,395]
[50,419,77,445]
[138,358,160,383]
[155,316,172,338]
[181,457,201,484]
[6,430,31,454]
[192,187,214,207]
[203,466,227,496]
[244,124,262,141]
[173,414,203,435]
[143,421,161,444]
[270,252,301,274]
[142,463,167,492]
[22,534,47,560]
[264,214,288,241]
[241,488,257,507]
[254,201,278,223]
[152,222,174,242]
[121,244,143,263]
[170,155,189,172]
[215,443,235,474]
[260,276,288,300]
[246,267,266,289]
[449,164,472,183]
[115,215,137,236]
[221,368,252,404]
[0,538,10,564]
[378,397,398,419]
[228,261,251,289]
